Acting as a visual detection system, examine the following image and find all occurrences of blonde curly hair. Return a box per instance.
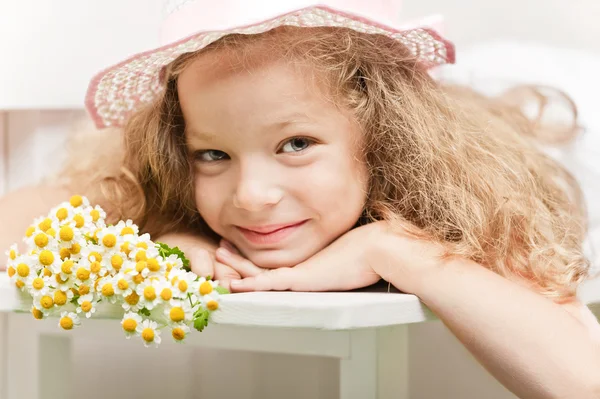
[64,26,590,300]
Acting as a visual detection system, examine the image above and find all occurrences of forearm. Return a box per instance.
[397,256,600,399]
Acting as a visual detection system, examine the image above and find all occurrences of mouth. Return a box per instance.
[236,220,308,245]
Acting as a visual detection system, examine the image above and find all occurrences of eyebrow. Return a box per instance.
[185,112,314,142]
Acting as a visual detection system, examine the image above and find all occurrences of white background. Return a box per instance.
[1,1,599,398]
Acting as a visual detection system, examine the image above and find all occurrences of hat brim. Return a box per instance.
[85,5,455,129]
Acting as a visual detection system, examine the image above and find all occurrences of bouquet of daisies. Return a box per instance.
[5,195,227,347]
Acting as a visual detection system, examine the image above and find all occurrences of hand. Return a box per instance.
[155,232,241,291]
[217,222,390,292]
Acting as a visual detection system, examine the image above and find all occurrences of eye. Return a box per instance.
[280,137,314,154]
[194,150,229,162]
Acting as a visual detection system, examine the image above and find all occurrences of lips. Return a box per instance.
[236,220,308,245]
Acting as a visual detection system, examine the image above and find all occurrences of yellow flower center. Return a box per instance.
[166,263,173,272]
[125,292,139,305]
[39,250,54,266]
[160,288,172,301]
[111,255,124,270]
[135,250,147,262]
[32,277,44,290]
[46,228,56,237]
[133,275,144,284]
[76,267,90,281]
[207,300,219,311]
[9,249,17,260]
[15,280,25,289]
[88,252,102,262]
[169,307,185,322]
[7,266,16,277]
[143,286,156,301]
[59,247,71,260]
[61,260,74,274]
[117,279,129,290]
[147,258,160,272]
[136,242,148,250]
[70,243,81,255]
[81,301,92,312]
[59,226,74,241]
[73,215,85,228]
[70,195,83,207]
[17,263,30,277]
[141,328,154,343]
[171,276,179,287]
[34,233,49,248]
[102,234,117,248]
[32,307,44,320]
[122,318,137,332]
[26,226,36,237]
[54,290,68,306]
[120,227,135,236]
[43,267,53,277]
[172,327,186,341]
[78,284,90,295]
[136,260,147,273]
[56,208,69,221]
[90,209,100,222]
[38,218,52,232]
[199,281,213,296]
[60,316,74,330]
[178,280,188,292]
[102,283,115,297]
[40,295,54,309]
[90,261,101,274]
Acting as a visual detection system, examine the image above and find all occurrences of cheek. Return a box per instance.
[193,175,227,233]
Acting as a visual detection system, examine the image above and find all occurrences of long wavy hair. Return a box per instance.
[63,26,590,299]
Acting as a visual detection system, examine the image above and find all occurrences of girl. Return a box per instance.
[1,1,600,397]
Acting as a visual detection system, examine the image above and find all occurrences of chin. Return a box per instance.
[246,248,314,269]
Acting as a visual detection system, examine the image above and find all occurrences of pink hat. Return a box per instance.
[85,0,455,129]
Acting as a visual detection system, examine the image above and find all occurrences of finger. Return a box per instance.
[219,239,240,255]
[215,247,264,278]
[189,248,214,278]
[213,261,241,292]
[230,267,298,292]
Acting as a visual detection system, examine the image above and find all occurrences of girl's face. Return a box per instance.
[178,51,368,268]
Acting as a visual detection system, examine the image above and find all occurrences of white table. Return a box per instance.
[1,272,598,399]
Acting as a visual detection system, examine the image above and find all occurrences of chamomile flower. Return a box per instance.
[121,312,143,339]
[56,222,84,248]
[113,271,134,297]
[201,293,221,312]
[88,205,106,224]
[50,204,76,224]
[170,324,191,343]
[137,319,161,348]
[96,226,122,252]
[163,254,183,275]
[122,290,143,312]
[76,294,97,318]
[156,279,176,304]
[33,248,61,274]
[136,279,161,310]
[171,270,196,299]
[97,276,118,304]
[116,219,139,237]
[25,230,59,252]
[165,299,194,325]
[33,293,56,316]
[53,271,75,292]
[193,277,220,298]
[58,311,81,330]
[25,274,51,296]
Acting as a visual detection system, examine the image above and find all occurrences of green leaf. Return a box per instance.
[193,309,210,332]
[139,308,151,317]
[215,286,230,295]
[155,242,191,271]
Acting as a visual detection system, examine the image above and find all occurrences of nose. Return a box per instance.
[232,163,283,212]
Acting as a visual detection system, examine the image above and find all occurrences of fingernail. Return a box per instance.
[216,247,230,258]
[230,279,242,287]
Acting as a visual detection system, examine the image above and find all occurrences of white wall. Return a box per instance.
[1,0,598,398]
